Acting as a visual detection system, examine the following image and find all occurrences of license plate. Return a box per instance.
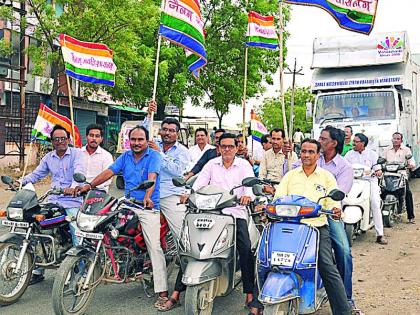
[75,230,103,240]
[2,220,29,228]
[271,251,296,267]
[194,218,215,229]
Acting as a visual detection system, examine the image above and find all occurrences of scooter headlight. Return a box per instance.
[77,212,106,232]
[179,224,191,252]
[353,168,364,178]
[266,205,314,217]
[7,207,23,220]
[213,228,229,253]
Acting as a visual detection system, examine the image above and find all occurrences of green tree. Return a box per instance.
[188,0,291,127]
[257,86,315,133]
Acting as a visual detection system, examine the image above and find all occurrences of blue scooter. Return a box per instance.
[256,189,345,314]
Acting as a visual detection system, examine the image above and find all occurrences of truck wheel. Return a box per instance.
[344,224,354,247]
[185,281,214,315]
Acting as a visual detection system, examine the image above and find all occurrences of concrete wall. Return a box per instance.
[0,142,38,169]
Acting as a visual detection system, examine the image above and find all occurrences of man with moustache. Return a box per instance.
[81,124,113,192]
[77,126,169,307]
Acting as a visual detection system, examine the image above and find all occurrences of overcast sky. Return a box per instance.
[185,0,420,128]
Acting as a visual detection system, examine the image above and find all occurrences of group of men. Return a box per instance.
[19,98,416,314]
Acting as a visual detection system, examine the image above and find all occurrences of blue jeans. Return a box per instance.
[33,207,80,275]
[328,217,353,305]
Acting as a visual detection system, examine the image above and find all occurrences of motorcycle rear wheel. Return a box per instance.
[263,298,299,315]
[52,255,100,315]
[383,204,396,228]
[0,242,33,306]
[185,281,214,315]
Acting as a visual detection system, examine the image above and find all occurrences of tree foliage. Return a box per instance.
[257,86,315,133]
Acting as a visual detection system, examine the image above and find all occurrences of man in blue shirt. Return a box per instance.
[77,126,169,307]
[22,124,86,284]
[144,101,190,310]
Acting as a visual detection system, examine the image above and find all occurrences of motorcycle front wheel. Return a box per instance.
[383,204,396,228]
[263,298,299,315]
[0,242,33,306]
[185,281,215,315]
[52,255,100,315]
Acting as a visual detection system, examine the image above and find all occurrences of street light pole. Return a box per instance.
[19,0,26,169]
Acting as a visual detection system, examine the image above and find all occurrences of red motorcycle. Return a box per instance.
[51,176,176,315]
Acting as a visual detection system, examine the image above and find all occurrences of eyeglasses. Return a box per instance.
[162,127,177,134]
[52,137,68,142]
[220,144,236,150]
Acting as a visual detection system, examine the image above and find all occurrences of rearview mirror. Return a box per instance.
[135,180,155,190]
[328,189,345,201]
[242,177,261,187]
[172,177,186,187]
[73,173,87,183]
[405,154,413,160]
[252,185,264,196]
[1,176,13,185]
[377,157,386,165]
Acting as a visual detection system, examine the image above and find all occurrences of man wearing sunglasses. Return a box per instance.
[20,124,86,285]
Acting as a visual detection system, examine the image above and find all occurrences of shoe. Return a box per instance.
[29,274,45,286]
[408,219,416,224]
[376,236,388,245]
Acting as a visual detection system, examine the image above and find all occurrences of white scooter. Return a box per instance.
[342,164,375,246]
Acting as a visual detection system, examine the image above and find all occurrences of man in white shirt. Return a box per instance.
[345,133,387,245]
[187,128,214,171]
[81,124,114,192]
[381,132,416,223]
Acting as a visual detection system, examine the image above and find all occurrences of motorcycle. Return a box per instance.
[172,176,260,315]
[378,155,411,227]
[51,174,177,315]
[342,164,375,246]
[0,175,73,306]
[255,187,345,315]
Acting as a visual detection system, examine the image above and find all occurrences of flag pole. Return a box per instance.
[278,0,290,170]
[242,46,249,152]
[66,75,77,147]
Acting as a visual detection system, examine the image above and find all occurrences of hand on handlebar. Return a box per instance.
[239,195,252,206]
[332,207,342,220]
[63,187,75,196]
[179,193,190,204]
[143,196,154,209]
[73,184,91,197]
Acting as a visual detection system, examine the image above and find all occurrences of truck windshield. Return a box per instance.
[314,91,396,123]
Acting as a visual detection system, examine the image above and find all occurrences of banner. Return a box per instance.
[32,103,82,147]
[60,34,117,86]
[159,0,207,78]
[283,0,379,34]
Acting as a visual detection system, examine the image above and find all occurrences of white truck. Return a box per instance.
[310,31,420,171]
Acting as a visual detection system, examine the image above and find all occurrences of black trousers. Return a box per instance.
[406,182,415,220]
[174,218,255,294]
[318,225,351,315]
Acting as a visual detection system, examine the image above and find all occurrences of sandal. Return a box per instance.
[409,219,416,224]
[157,297,180,312]
[154,296,169,308]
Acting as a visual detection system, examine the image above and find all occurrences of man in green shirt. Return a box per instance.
[342,125,353,156]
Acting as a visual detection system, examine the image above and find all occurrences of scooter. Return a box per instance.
[172,177,260,315]
[255,187,345,314]
[379,155,411,227]
[342,164,375,246]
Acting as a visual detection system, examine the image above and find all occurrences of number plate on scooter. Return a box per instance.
[1,220,29,228]
[271,251,296,267]
[193,218,215,229]
[75,230,104,240]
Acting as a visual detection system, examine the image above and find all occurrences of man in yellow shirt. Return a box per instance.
[274,139,351,315]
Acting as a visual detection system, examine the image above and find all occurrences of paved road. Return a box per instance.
[0,180,339,315]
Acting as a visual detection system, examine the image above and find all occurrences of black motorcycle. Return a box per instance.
[0,176,72,305]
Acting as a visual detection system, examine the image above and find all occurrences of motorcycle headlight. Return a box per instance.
[385,164,399,172]
[77,212,106,232]
[179,223,191,252]
[213,228,229,253]
[353,168,364,178]
[195,193,222,210]
[7,207,23,220]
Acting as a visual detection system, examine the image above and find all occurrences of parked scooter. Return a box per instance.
[172,176,260,315]
[378,155,411,227]
[51,174,177,315]
[255,187,345,315]
[0,175,72,306]
[342,164,375,246]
